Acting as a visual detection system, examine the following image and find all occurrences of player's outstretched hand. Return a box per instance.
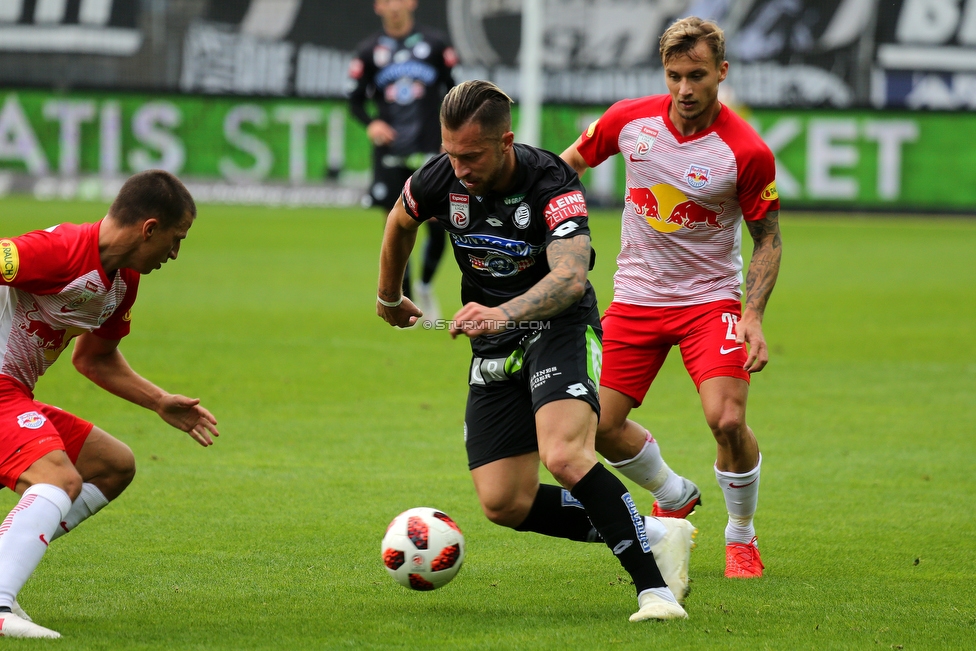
[157,394,219,447]
[449,303,508,339]
[735,310,769,373]
[377,296,422,328]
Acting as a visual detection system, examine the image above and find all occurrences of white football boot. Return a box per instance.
[629,590,689,622]
[649,517,697,603]
[11,600,31,622]
[0,611,61,638]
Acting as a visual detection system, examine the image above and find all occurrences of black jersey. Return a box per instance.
[348,26,456,157]
[402,144,598,353]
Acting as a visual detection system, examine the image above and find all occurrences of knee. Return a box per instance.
[479,498,530,529]
[100,442,136,499]
[58,469,84,502]
[708,411,747,447]
[114,446,137,490]
[596,413,626,442]
[540,448,593,489]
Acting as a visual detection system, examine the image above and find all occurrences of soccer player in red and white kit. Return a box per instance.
[0,170,218,638]
[561,17,782,579]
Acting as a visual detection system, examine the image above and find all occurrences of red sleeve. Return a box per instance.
[93,270,139,340]
[575,100,631,168]
[727,122,780,221]
[1,227,80,294]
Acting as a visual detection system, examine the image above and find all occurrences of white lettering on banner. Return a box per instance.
[273,106,322,182]
[100,101,121,176]
[896,0,962,44]
[863,121,919,199]
[128,102,185,173]
[806,119,859,199]
[0,95,49,174]
[42,100,96,175]
[964,0,976,44]
[802,118,920,201]
[544,191,586,229]
[751,117,802,198]
[219,105,273,182]
[880,0,976,71]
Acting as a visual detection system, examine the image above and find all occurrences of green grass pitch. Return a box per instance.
[2,197,974,650]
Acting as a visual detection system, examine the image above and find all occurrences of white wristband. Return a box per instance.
[377,294,403,308]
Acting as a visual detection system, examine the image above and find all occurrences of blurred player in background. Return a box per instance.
[561,16,782,579]
[0,170,219,638]
[349,0,456,324]
[378,80,696,622]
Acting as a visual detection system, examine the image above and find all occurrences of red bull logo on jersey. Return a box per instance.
[17,411,47,430]
[21,307,66,352]
[627,183,724,233]
[19,305,83,362]
[686,165,711,189]
[1,239,18,282]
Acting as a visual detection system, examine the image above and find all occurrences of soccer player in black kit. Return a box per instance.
[376,80,697,622]
[349,0,454,322]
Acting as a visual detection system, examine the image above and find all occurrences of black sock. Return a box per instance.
[0,606,11,613]
[421,220,446,284]
[515,484,602,542]
[570,463,667,594]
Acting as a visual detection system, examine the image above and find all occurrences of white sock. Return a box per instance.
[0,484,72,609]
[637,586,679,606]
[715,454,762,544]
[642,516,668,547]
[50,483,109,542]
[608,431,685,505]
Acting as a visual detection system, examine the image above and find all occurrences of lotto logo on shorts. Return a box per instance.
[17,411,47,430]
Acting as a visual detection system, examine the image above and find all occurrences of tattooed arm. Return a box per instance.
[736,210,782,372]
[449,234,591,339]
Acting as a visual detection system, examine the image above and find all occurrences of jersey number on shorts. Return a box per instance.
[722,312,738,341]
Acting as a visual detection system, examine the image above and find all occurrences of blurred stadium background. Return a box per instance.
[2,4,974,647]
[1,0,974,214]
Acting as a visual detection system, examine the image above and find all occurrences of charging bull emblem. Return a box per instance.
[628,184,724,233]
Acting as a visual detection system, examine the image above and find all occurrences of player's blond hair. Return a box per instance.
[659,16,725,67]
[440,80,513,138]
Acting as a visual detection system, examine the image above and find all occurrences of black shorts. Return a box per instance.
[368,150,433,211]
[464,308,603,470]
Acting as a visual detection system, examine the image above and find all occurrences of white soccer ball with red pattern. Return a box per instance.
[381,507,465,590]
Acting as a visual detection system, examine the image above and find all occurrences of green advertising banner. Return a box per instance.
[554,107,976,213]
[1,88,974,212]
[0,89,366,183]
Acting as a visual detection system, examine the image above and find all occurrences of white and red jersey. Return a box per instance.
[577,94,779,306]
[0,221,139,391]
